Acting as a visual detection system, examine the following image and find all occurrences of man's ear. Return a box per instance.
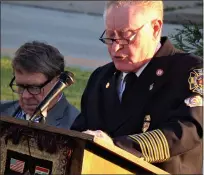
[152,19,162,40]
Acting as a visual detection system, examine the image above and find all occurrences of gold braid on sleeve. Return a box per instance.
[129,129,170,163]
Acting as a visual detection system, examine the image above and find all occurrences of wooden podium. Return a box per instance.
[0,116,170,174]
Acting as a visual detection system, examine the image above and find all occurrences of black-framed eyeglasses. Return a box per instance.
[99,23,146,45]
[9,76,52,95]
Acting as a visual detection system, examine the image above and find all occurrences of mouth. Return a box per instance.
[24,103,38,107]
[22,103,38,110]
[114,56,127,60]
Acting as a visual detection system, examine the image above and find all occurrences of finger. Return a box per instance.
[82,130,97,136]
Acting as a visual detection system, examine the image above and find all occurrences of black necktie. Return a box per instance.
[122,72,138,102]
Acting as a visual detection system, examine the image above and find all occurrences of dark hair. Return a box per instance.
[12,41,65,80]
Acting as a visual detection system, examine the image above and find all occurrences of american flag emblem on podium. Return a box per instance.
[34,166,50,175]
[10,158,25,173]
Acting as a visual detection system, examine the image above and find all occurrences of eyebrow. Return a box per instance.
[120,28,131,32]
[16,83,42,87]
[106,28,136,35]
[107,28,130,32]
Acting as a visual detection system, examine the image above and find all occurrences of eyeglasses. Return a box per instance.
[99,23,146,45]
[9,76,52,95]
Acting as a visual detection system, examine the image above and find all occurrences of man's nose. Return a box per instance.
[21,88,33,98]
[111,42,122,53]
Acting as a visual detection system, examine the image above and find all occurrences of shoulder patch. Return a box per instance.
[188,68,203,95]
[184,95,203,107]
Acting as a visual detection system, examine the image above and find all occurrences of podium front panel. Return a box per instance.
[0,118,74,174]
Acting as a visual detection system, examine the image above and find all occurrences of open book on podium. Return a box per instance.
[0,116,170,175]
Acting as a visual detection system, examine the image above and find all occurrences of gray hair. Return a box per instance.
[103,0,164,21]
[12,41,65,80]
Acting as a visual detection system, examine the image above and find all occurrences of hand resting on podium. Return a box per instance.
[82,129,143,158]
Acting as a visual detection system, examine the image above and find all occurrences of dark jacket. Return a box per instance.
[0,95,79,129]
[71,37,203,174]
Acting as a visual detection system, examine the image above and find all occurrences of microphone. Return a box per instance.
[29,71,74,122]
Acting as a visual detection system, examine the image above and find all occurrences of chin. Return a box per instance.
[114,62,133,72]
[24,110,33,116]
[21,107,34,116]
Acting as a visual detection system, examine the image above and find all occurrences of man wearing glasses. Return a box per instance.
[71,1,203,174]
[0,41,79,129]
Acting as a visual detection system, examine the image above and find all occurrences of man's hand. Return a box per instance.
[83,130,114,145]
